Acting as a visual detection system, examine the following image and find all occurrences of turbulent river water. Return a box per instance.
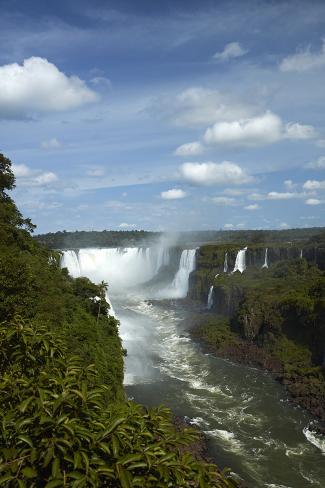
[62,248,325,488]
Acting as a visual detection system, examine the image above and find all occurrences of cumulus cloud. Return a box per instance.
[12,163,58,187]
[161,188,187,200]
[41,138,62,149]
[280,40,325,72]
[150,87,256,127]
[0,57,98,119]
[305,198,324,205]
[244,204,260,210]
[203,111,317,147]
[305,156,325,170]
[280,222,289,229]
[303,179,325,190]
[180,161,253,186]
[174,141,204,156]
[213,42,248,61]
[211,196,237,206]
[224,223,234,229]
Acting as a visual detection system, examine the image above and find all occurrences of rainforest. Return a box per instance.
[1,153,324,486]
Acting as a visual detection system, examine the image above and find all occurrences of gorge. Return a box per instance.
[61,242,325,488]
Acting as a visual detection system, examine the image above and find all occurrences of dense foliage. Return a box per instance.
[190,255,325,420]
[0,154,238,486]
[35,228,324,250]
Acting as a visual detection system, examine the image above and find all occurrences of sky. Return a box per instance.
[1,0,325,233]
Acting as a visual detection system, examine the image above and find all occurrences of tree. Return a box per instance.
[0,153,15,193]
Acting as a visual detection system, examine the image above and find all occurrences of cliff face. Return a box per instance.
[189,244,325,305]
[187,244,325,419]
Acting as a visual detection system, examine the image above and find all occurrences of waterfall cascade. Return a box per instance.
[166,249,196,298]
[262,248,268,268]
[61,247,171,290]
[300,249,303,259]
[207,286,214,310]
[232,247,247,273]
[61,247,196,300]
[223,252,228,273]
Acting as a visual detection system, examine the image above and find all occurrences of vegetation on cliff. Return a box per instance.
[190,249,325,420]
[0,154,237,487]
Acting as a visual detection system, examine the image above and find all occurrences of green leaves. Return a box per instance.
[0,317,238,488]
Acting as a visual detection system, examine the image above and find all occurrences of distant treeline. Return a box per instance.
[35,227,325,249]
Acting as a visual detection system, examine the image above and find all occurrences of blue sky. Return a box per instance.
[1,0,325,232]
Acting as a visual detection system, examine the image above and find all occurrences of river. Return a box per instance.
[61,247,325,488]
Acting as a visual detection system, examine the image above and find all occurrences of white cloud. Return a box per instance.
[118,222,136,229]
[285,122,317,140]
[280,222,289,229]
[34,172,58,185]
[204,111,317,147]
[41,138,62,149]
[211,196,237,206]
[249,191,308,201]
[213,42,248,61]
[224,223,234,229]
[151,87,256,127]
[267,191,301,200]
[0,57,98,119]
[12,163,58,187]
[180,161,253,186]
[12,164,32,177]
[280,40,325,72]
[174,141,204,156]
[161,188,187,200]
[305,198,324,205]
[303,179,325,190]
[284,179,297,191]
[244,204,260,210]
[305,156,325,170]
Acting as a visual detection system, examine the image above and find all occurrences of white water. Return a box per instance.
[224,252,228,273]
[61,247,172,290]
[61,247,196,300]
[233,247,247,274]
[207,286,214,310]
[60,245,325,488]
[303,426,325,455]
[160,249,196,299]
[262,248,269,269]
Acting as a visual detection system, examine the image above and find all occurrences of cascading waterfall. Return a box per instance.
[61,246,195,300]
[207,286,214,310]
[165,249,196,298]
[223,252,228,273]
[300,249,303,259]
[262,248,268,268]
[61,247,171,290]
[232,247,247,273]
[61,250,81,278]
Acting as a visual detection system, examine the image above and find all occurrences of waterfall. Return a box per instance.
[300,249,303,259]
[61,250,81,278]
[155,247,170,273]
[223,252,228,273]
[262,248,268,268]
[61,247,171,290]
[61,246,194,300]
[162,249,196,299]
[207,286,214,310]
[232,247,247,273]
